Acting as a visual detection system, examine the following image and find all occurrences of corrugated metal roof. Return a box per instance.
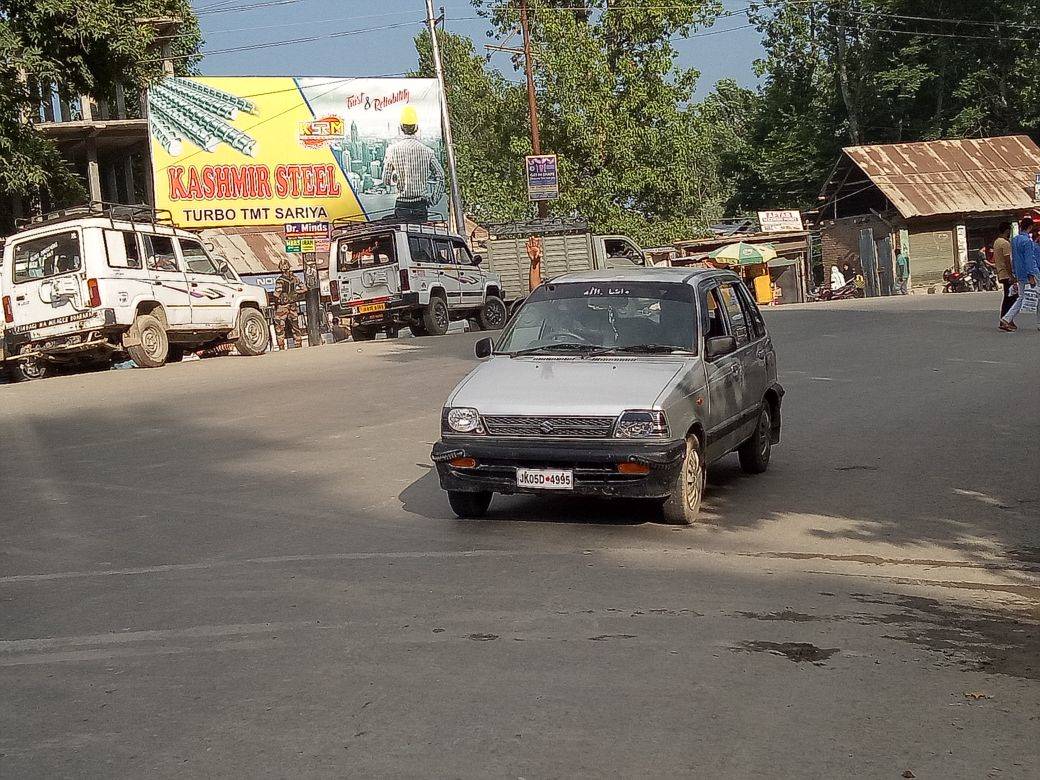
[842,135,1040,219]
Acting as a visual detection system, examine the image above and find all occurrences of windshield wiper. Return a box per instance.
[508,342,602,357]
[588,344,689,356]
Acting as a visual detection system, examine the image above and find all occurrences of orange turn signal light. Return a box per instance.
[449,457,478,469]
[617,462,650,475]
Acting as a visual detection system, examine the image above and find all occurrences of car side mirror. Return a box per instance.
[473,254,483,266]
[705,335,737,360]
[474,337,494,359]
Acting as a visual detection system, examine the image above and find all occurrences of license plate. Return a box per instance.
[357,302,386,314]
[516,468,573,490]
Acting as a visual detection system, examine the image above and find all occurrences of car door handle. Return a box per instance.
[153,280,163,286]
[190,282,199,288]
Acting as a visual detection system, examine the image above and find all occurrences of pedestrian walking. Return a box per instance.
[993,222,1016,317]
[383,105,446,222]
[273,259,307,348]
[999,216,1040,332]
[895,245,911,294]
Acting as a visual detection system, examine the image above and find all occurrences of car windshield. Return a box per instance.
[497,280,698,355]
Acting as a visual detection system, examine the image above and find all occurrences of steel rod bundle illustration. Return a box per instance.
[148,78,258,156]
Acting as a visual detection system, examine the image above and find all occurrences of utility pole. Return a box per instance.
[518,0,548,218]
[424,0,466,236]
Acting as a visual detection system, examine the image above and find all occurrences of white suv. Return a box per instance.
[1,205,270,380]
[329,221,506,340]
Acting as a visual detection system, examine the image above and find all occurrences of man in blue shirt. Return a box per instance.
[1000,216,1040,331]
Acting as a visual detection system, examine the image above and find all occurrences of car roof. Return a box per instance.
[550,266,739,286]
[8,217,190,242]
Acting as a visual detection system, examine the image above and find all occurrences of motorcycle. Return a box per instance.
[963,258,998,291]
[808,279,862,302]
[942,268,972,293]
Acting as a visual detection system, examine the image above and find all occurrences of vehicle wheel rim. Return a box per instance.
[683,447,703,510]
[23,360,45,379]
[487,302,504,327]
[435,303,448,328]
[142,326,162,359]
[759,409,771,458]
[244,316,264,347]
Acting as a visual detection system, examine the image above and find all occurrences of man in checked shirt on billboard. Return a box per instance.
[383,105,446,222]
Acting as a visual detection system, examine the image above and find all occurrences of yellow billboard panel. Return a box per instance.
[147,77,447,229]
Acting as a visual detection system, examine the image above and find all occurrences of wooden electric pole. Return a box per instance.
[518,0,548,218]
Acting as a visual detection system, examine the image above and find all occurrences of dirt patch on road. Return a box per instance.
[851,593,1040,681]
[735,641,840,665]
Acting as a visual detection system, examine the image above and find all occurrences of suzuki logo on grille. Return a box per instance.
[539,420,555,434]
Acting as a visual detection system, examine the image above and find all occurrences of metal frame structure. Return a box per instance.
[14,201,174,234]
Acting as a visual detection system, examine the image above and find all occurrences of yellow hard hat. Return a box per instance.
[400,105,418,128]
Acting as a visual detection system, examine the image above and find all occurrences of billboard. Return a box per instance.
[525,154,559,201]
[757,210,804,233]
[147,77,448,229]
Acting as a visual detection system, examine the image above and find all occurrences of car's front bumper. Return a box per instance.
[432,437,687,499]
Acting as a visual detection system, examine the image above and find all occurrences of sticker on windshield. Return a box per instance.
[582,285,630,296]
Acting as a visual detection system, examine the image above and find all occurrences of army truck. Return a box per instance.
[480,219,647,308]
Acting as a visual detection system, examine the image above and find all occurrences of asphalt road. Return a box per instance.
[1,292,1038,778]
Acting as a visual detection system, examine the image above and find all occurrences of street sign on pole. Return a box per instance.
[526,154,559,201]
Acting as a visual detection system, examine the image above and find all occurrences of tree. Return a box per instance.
[421,2,737,245]
[1,0,201,208]
[734,0,1040,210]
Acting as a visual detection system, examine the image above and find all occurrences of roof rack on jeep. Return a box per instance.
[330,217,454,238]
[14,201,176,233]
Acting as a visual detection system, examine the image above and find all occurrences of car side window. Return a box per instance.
[178,238,222,275]
[408,236,435,264]
[453,241,474,265]
[719,283,750,347]
[431,238,454,265]
[141,234,179,272]
[701,285,728,340]
[734,282,766,340]
[104,230,143,269]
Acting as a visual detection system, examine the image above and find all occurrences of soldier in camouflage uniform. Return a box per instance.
[273,259,307,349]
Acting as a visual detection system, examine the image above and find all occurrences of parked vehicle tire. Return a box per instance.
[165,345,185,363]
[478,295,507,330]
[422,296,450,336]
[6,357,49,382]
[447,490,493,518]
[661,433,705,525]
[235,308,271,356]
[738,403,773,474]
[350,323,377,341]
[409,322,429,337]
[126,314,169,368]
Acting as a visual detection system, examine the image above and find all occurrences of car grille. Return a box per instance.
[482,415,616,438]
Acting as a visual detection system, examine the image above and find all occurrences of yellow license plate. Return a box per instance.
[357,303,386,314]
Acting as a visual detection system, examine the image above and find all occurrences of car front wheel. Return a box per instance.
[235,308,271,356]
[661,433,705,525]
[447,490,492,518]
[126,314,169,368]
[478,296,507,330]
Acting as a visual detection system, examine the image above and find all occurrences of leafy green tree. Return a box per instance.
[1,0,201,209]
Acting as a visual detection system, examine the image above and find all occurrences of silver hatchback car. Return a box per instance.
[431,267,784,524]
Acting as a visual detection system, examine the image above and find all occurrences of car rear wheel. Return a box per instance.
[447,490,492,518]
[422,296,450,336]
[738,404,772,474]
[126,314,169,368]
[661,434,705,525]
[235,308,271,356]
[6,357,49,382]
[478,296,507,330]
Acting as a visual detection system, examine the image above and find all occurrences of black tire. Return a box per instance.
[661,434,705,525]
[235,308,271,356]
[738,404,773,474]
[478,295,507,331]
[422,296,450,337]
[409,322,429,337]
[6,357,49,382]
[126,314,169,368]
[165,345,185,363]
[447,490,493,518]
[350,323,377,341]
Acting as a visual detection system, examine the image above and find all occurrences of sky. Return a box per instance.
[191,0,765,100]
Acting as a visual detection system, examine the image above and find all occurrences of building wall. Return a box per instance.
[820,214,892,278]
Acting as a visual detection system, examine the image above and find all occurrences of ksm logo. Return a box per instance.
[298,115,345,149]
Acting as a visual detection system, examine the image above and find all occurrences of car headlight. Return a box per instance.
[444,407,485,434]
[614,410,669,439]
